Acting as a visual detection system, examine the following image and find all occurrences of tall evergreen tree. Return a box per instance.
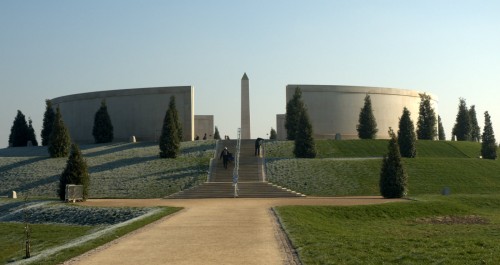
[380,128,408,198]
[469,105,481,142]
[58,143,90,200]
[293,108,316,158]
[398,107,416,158]
[438,115,446,141]
[416,93,437,140]
[27,118,38,146]
[270,128,277,140]
[159,96,180,158]
[8,110,30,147]
[481,111,497,160]
[48,107,71,158]
[92,99,114,144]
[285,87,305,140]
[357,94,378,139]
[452,98,471,141]
[168,96,183,142]
[213,126,221,140]
[41,99,55,146]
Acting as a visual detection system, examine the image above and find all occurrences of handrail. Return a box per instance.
[232,128,241,197]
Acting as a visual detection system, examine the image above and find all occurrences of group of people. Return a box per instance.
[219,138,264,169]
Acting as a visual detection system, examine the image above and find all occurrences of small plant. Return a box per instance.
[23,196,31,259]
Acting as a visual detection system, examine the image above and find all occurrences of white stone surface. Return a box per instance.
[279,85,439,140]
[194,115,214,140]
[241,73,251,139]
[52,86,195,143]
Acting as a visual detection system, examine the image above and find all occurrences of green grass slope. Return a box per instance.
[266,140,499,196]
[0,141,215,199]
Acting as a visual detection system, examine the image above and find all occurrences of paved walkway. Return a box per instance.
[66,197,403,265]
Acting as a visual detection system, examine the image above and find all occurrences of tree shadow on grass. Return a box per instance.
[1,174,59,196]
[88,155,158,174]
[0,157,50,174]
[0,146,48,157]
[180,142,216,155]
[82,142,156,158]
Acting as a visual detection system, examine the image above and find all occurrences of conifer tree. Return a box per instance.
[92,99,114,143]
[416,93,437,140]
[27,118,38,146]
[380,128,408,198]
[270,128,277,140]
[41,99,55,146]
[213,126,221,140]
[481,111,497,160]
[294,108,316,158]
[398,107,416,158]
[452,98,471,141]
[159,96,180,158]
[9,110,30,147]
[438,115,446,141]
[357,94,378,139]
[469,105,481,142]
[285,87,305,140]
[58,143,90,200]
[48,107,71,158]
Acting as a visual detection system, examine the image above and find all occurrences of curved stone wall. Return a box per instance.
[52,86,194,143]
[282,85,438,140]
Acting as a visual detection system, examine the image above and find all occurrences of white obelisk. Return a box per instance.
[241,73,251,139]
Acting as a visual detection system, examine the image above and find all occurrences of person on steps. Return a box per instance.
[255,138,263,156]
[220,147,231,169]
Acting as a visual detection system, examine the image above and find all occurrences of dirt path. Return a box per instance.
[66,197,403,265]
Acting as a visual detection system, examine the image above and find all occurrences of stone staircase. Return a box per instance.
[167,139,305,199]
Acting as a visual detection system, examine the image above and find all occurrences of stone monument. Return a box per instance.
[241,73,251,139]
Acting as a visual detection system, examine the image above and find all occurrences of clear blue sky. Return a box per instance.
[1,0,499,147]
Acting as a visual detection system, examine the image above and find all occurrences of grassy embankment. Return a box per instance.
[0,140,216,198]
[266,140,500,264]
[0,141,211,264]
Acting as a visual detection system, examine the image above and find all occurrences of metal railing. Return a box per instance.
[232,128,241,197]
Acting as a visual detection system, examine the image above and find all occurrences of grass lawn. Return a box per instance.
[0,140,215,198]
[275,195,500,264]
[0,205,180,265]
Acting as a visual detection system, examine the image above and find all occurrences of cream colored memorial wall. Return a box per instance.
[52,86,194,143]
[283,85,438,140]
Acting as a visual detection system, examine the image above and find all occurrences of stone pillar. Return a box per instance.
[241,73,251,139]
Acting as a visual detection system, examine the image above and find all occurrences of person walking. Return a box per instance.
[255,138,263,156]
[220,147,231,169]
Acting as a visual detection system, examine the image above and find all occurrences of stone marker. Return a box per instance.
[130,136,136,143]
[9,191,17,199]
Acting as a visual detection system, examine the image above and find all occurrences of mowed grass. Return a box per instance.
[0,140,216,198]
[266,140,499,196]
[265,139,482,158]
[275,195,500,265]
[0,204,180,265]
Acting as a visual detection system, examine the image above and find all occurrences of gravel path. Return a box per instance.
[66,197,404,265]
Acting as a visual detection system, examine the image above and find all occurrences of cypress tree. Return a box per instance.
[357,94,378,139]
[294,108,316,158]
[168,96,183,142]
[398,107,416,158]
[48,107,71,158]
[27,118,38,146]
[469,105,481,142]
[58,143,90,201]
[270,128,277,140]
[9,110,30,147]
[416,93,437,140]
[452,98,471,141]
[41,99,55,146]
[380,128,408,198]
[481,111,497,160]
[159,96,180,158]
[285,87,304,140]
[438,115,446,141]
[92,99,114,144]
[213,126,221,140]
